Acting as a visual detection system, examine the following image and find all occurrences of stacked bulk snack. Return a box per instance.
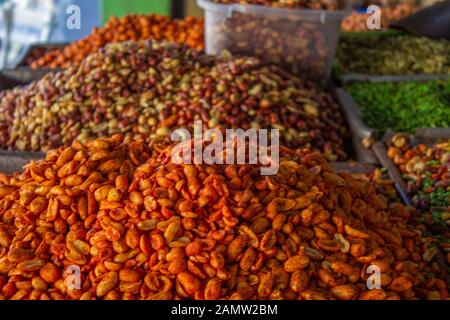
[387,135,450,266]
[0,135,448,300]
[387,136,449,229]
[0,41,350,161]
[337,35,450,75]
[29,15,204,69]
[346,80,450,133]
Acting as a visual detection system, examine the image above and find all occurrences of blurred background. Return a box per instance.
[0,0,444,68]
[0,0,443,43]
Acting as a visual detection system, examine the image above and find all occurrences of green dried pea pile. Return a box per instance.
[336,35,450,75]
[347,80,450,133]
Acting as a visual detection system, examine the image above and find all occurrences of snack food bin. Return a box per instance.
[197,0,350,84]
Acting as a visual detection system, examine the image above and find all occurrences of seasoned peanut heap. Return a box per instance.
[0,41,349,161]
[0,135,448,300]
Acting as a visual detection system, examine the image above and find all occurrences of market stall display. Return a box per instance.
[372,134,450,272]
[27,15,204,69]
[386,135,449,230]
[198,0,350,83]
[0,0,449,302]
[345,80,450,133]
[336,34,450,76]
[0,41,350,161]
[0,135,448,300]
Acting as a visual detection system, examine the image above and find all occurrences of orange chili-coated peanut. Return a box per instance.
[0,136,448,300]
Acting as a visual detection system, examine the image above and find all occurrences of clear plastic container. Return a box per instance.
[197,0,350,84]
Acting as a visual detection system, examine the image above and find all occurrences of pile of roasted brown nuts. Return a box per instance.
[0,41,349,161]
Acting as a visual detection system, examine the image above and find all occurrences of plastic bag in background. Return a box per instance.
[0,0,55,68]
[0,0,101,68]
